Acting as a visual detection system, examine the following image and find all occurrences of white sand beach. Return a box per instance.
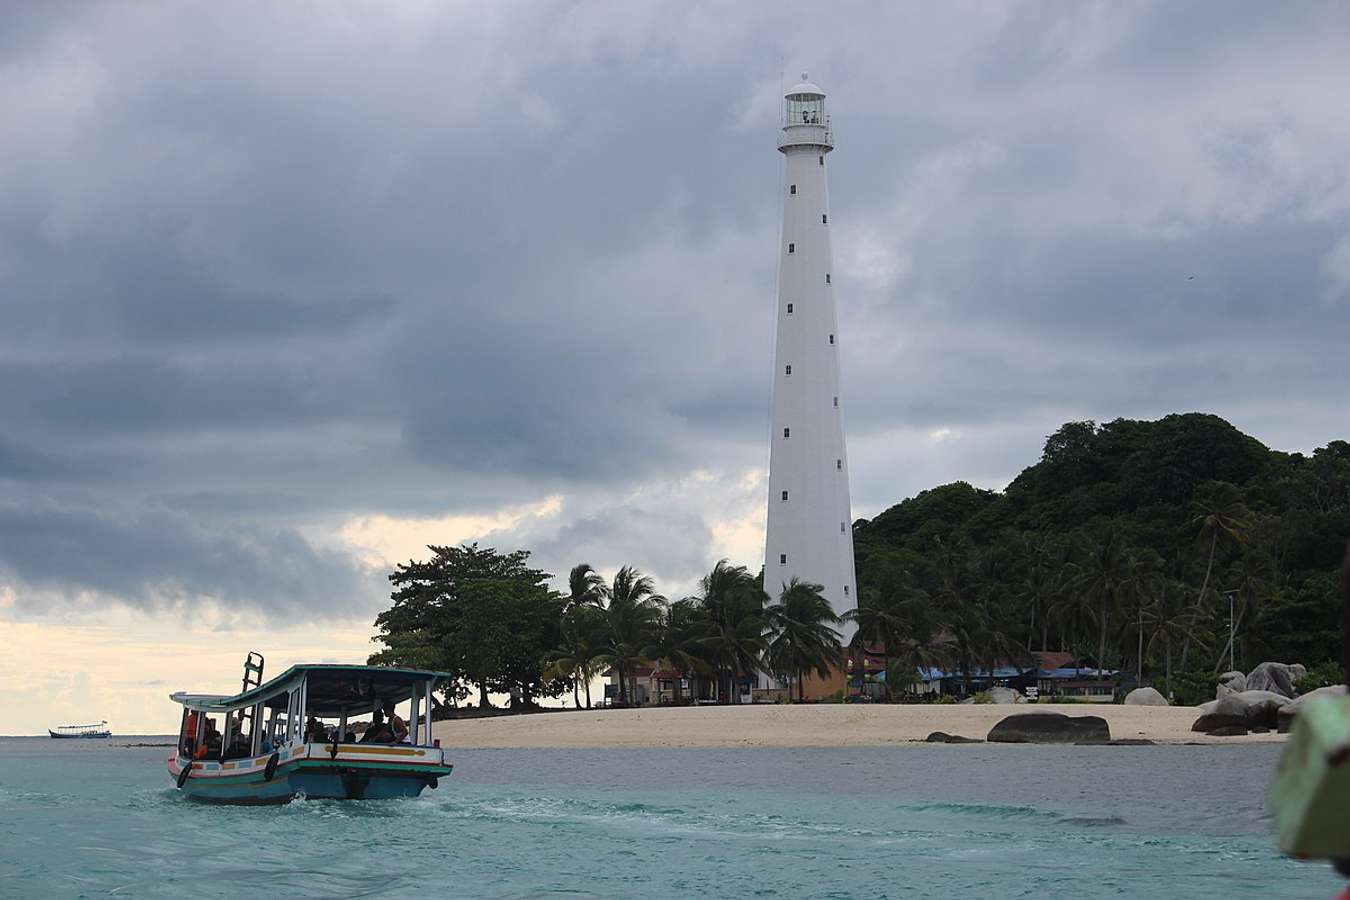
[432,703,1287,749]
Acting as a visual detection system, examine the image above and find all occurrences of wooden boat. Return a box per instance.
[167,654,453,804]
[49,721,111,739]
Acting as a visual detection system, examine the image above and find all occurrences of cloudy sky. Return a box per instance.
[4,2,1349,733]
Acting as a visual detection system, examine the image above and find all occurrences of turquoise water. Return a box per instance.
[0,737,1340,898]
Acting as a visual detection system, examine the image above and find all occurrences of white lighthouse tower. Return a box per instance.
[765,75,857,644]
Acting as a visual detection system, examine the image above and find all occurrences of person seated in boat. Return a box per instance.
[224,721,251,759]
[180,710,200,756]
[359,708,390,743]
[194,719,221,759]
[305,716,326,742]
[383,701,409,744]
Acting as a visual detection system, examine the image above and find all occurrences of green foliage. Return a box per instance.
[370,543,565,708]
[934,694,958,705]
[1295,661,1345,694]
[1169,670,1221,707]
[970,691,992,704]
[765,578,843,701]
[853,414,1347,685]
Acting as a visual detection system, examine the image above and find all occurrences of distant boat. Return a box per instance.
[49,721,112,739]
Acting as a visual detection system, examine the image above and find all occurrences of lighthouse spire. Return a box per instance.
[764,76,857,654]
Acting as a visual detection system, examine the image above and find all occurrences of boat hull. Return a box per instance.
[167,743,452,804]
[50,730,111,739]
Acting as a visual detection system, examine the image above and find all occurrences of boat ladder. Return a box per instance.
[237,651,265,746]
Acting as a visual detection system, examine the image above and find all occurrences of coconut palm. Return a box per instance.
[544,603,606,708]
[1069,526,1145,672]
[765,578,842,702]
[1190,482,1253,608]
[1142,578,1209,699]
[596,566,665,706]
[566,563,609,614]
[846,566,943,701]
[931,535,989,695]
[695,559,767,703]
[642,599,711,705]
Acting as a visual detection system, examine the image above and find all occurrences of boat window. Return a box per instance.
[186,714,222,761]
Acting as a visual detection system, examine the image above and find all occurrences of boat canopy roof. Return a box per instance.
[170,664,450,715]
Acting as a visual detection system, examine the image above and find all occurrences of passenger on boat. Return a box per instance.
[305,716,327,742]
[384,701,409,744]
[224,721,251,759]
[180,710,200,756]
[194,719,221,759]
[359,709,389,743]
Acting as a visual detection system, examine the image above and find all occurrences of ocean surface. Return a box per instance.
[0,736,1340,899]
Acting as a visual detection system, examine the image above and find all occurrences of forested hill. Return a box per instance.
[851,413,1350,672]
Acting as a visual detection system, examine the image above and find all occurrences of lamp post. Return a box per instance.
[1221,589,1239,672]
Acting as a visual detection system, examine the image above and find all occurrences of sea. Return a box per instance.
[0,736,1340,899]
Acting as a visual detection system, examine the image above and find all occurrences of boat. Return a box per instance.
[167,652,454,804]
[49,721,112,739]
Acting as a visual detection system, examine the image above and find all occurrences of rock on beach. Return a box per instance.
[1124,687,1168,706]
[1276,684,1349,733]
[987,713,1111,744]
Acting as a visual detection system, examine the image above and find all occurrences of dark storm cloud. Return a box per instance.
[0,501,377,617]
[2,1,1348,617]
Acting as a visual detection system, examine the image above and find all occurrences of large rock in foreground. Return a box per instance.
[1245,662,1300,699]
[1124,687,1168,706]
[987,713,1110,744]
[1277,684,1348,733]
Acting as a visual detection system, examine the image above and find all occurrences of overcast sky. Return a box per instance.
[4,2,1349,732]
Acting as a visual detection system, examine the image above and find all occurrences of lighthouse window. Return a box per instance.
[786,303,794,315]
[781,490,789,501]
[819,155,824,166]
[825,273,831,284]
[780,554,787,565]
[841,522,846,533]
[790,185,796,195]
[844,585,849,596]
[785,365,792,375]
[783,427,790,438]
[833,396,838,407]
[788,243,795,254]
[837,459,842,470]
[829,334,835,345]
[822,214,828,224]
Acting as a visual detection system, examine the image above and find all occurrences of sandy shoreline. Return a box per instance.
[431,703,1286,749]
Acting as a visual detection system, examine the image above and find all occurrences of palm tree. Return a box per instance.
[544,603,606,708]
[1069,526,1143,672]
[642,599,710,705]
[931,535,989,695]
[845,566,942,701]
[596,566,665,706]
[1212,542,1275,672]
[695,560,766,703]
[566,563,609,614]
[1142,579,1208,699]
[765,578,842,702]
[1190,483,1253,606]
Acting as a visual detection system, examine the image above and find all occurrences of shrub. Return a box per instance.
[970,691,992,704]
[1170,670,1222,707]
[935,694,958,705]
[1295,661,1344,694]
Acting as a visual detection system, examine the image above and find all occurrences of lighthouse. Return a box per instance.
[764,76,857,645]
